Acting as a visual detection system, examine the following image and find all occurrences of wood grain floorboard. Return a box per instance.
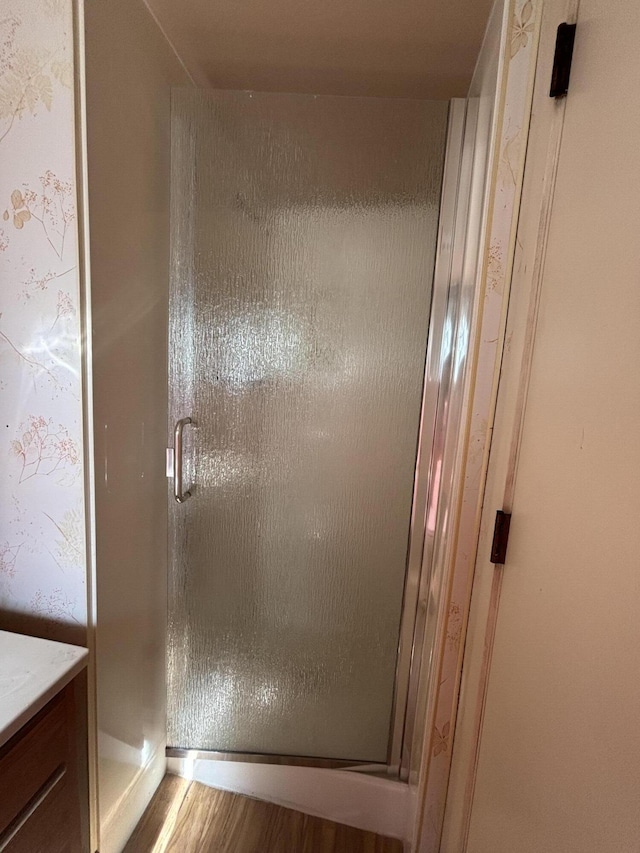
[124,776,403,853]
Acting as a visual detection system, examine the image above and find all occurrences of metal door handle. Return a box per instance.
[173,417,193,503]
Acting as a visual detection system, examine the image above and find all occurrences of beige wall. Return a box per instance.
[83,0,191,849]
[461,1,640,850]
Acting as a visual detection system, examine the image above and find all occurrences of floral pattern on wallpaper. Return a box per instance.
[0,0,85,641]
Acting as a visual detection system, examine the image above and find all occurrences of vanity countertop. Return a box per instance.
[0,630,88,748]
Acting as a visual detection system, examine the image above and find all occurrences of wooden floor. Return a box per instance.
[124,775,403,853]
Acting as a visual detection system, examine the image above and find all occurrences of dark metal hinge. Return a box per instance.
[490,510,512,565]
[550,22,577,98]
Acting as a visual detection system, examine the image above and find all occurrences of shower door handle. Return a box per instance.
[173,417,193,503]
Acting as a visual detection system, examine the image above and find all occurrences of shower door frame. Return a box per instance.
[166,98,473,779]
[390,97,473,779]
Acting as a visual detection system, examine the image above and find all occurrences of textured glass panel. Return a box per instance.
[168,90,448,762]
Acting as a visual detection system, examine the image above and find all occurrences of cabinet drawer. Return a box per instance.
[0,762,73,853]
[0,692,69,835]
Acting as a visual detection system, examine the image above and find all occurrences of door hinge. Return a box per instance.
[490,510,512,565]
[550,22,577,98]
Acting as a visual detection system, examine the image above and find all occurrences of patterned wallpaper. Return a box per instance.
[0,0,86,643]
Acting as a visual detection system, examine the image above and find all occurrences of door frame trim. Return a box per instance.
[439,2,580,849]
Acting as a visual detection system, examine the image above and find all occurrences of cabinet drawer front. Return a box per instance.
[0,693,68,834]
[0,765,71,853]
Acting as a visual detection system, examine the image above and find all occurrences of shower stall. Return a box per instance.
[82,0,527,848]
[165,89,473,776]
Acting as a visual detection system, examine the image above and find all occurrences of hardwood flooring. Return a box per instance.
[124,775,403,853]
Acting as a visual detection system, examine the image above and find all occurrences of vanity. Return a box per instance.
[0,631,89,852]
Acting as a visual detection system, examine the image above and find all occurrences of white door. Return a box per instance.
[466,2,640,850]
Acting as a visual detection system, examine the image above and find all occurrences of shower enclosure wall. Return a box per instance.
[166,89,467,775]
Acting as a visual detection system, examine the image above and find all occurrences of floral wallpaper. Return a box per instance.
[0,0,85,643]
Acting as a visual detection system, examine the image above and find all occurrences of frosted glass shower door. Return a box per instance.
[168,90,448,762]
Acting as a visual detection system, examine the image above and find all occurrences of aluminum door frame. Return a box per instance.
[391,98,474,779]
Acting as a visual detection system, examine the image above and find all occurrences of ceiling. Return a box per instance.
[144,0,494,100]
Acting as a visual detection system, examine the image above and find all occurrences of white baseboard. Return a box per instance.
[100,747,166,853]
[167,757,409,842]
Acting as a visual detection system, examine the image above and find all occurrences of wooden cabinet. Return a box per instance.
[0,683,86,853]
